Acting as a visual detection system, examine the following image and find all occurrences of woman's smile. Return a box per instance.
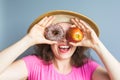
[58,44,71,54]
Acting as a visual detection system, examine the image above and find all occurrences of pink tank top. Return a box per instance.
[22,55,99,80]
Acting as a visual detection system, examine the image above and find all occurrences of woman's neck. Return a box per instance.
[53,58,72,74]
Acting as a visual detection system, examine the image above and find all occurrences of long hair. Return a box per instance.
[34,44,90,67]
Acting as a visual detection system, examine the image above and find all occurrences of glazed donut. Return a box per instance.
[45,24,65,41]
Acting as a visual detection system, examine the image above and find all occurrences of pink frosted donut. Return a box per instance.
[45,24,65,41]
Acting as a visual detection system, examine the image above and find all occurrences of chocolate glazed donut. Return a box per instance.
[45,24,65,41]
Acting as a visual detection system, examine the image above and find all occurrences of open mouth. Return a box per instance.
[58,45,71,53]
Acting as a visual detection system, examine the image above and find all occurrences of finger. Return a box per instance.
[75,19,86,31]
[71,25,76,28]
[38,16,48,25]
[34,24,44,30]
[69,42,77,46]
[71,18,85,31]
[42,16,53,27]
[69,42,79,46]
[70,18,79,27]
[69,42,82,47]
[46,40,57,44]
[74,18,82,28]
[80,20,93,31]
[45,16,55,27]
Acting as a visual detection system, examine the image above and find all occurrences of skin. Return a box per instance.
[0,16,120,80]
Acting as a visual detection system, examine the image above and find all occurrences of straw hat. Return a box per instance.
[28,10,100,36]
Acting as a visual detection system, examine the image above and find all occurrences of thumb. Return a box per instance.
[46,40,57,44]
[69,42,82,46]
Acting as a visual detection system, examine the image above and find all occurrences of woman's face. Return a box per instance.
[51,22,77,60]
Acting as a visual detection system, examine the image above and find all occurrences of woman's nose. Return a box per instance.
[60,37,68,42]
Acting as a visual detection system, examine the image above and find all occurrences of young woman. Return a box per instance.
[0,10,120,80]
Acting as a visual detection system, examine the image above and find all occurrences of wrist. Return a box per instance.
[91,39,103,52]
[24,34,37,46]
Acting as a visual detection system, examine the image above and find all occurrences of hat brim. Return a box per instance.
[28,10,100,36]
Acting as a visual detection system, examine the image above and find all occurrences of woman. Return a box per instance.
[0,10,120,80]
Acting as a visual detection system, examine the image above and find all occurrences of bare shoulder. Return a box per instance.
[0,59,28,80]
[92,66,110,80]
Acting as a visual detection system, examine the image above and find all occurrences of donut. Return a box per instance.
[45,24,65,41]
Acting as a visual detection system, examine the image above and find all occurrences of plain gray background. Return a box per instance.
[0,0,120,65]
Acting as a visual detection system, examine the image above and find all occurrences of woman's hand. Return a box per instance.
[27,16,57,45]
[70,18,100,48]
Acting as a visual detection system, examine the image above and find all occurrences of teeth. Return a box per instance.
[59,46,69,49]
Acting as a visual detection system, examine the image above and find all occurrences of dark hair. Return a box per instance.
[34,44,90,67]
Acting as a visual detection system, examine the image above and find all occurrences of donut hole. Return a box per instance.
[52,30,59,36]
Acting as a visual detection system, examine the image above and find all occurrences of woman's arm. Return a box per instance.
[0,60,28,80]
[92,40,120,80]
[0,35,34,74]
[70,18,120,80]
[0,16,56,74]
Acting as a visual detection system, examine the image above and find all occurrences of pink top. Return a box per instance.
[22,55,99,80]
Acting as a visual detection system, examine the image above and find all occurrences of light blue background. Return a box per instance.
[0,0,120,65]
